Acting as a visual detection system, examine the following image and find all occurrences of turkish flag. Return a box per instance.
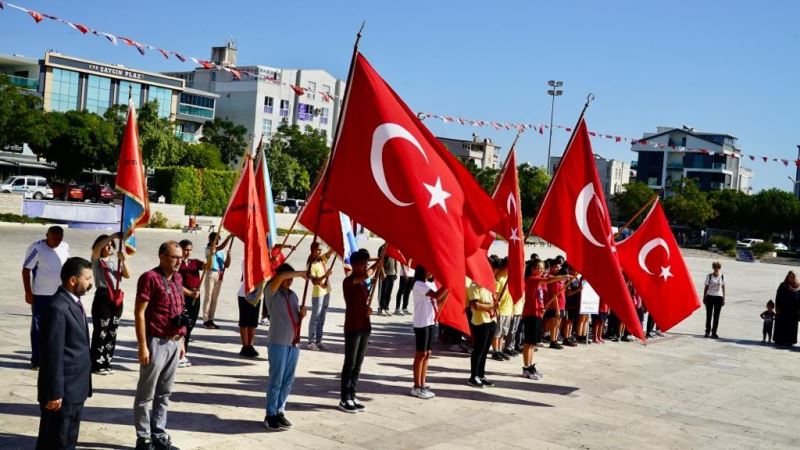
[385,244,413,268]
[531,118,644,339]
[221,156,273,294]
[298,184,347,258]
[617,200,700,332]
[321,54,500,335]
[465,234,496,292]
[492,149,525,302]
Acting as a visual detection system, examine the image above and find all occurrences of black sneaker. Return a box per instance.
[352,398,366,412]
[263,415,284,432]
[621,335,632,342]
[467,377,484,388]
[479,377,495,387]
[549,341,563,350]
[501,352,511,360]
[203,321,214,329]
[338,400,358,413]
[276,412,293,428]
[153,435,179,450]
[135,438,154,450]
[704,332,710,338]
[210,321,220,329]
[563,339,577,347]
[711,334,719,339]
[491,352,505,361]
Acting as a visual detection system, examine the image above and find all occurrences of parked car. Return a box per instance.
[82,183,116,203]
[736,238,764,248]
[279,198,305,213]
[51,182,85,202]
[774,243,789,251]
[0,175,53,199]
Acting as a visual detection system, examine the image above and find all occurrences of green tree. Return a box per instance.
[663,179,716,228]
[178,142,225,169]
[747,189,800,237]
[518,163,551,219]
[613,181,657,223]
[265,139,310,195]
[39,110,117,181]
[201,117,248,164]
[0,75,50,152]
[273,124,331,185]
[105,101,185,168]
[707,189,752,231]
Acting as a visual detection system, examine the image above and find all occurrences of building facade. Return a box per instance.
[438,135,501,169]
[549,154,631,198]
[0,52,217,144]
[632,126,752,194]
[164,44,345,152]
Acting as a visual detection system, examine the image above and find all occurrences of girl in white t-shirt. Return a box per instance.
[703,261,726,338]
[410,265,448,400]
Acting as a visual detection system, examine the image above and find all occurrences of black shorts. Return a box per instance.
[543,309,564,320]
[565,308,582,323]
[414,325,435,352]
[238,296,259,328]
[522,316,542,345]
[592,312,608,322]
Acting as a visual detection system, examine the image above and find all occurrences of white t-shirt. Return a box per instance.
[412,280,437,328]
[705,273,725,297]
[23,239,70,296]
[399,264,415,278]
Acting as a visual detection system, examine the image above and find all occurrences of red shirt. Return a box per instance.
[270,247,287,270]
[599,298,610,313]
[342,275,371,333]
[547,277,566,310]
[523,276,546,318]
[137,267,186,338]
[178,259,204,291]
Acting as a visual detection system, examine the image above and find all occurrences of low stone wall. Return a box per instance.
[0,193,24,215]
[150,203,186,227]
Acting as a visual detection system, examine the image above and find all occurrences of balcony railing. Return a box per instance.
[712,163,726,170]
[178,103,214,119]
[7,75,39,91]
[176,131,200,143]
[710,182,725,190]
[667,162,683,169]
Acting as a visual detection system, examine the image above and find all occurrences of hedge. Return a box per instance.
[153,167,237,216]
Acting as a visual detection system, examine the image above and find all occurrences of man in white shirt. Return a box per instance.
[22,226,70,370]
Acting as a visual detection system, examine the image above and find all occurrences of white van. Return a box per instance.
[0,175,54,199]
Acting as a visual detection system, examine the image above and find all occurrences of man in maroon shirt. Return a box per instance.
[338,249,379,414]
[133,240,186,450]
[177,239,203,368]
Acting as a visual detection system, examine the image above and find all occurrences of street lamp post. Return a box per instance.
[546,80,563,174]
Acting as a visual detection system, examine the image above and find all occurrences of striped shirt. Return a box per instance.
[23,239,70,296]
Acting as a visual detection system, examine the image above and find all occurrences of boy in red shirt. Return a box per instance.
[521,259,570,379]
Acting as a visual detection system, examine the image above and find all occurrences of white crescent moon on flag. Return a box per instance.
[574,183,605,247]
[638,238,670,275]
[507,193,517,215]
[370,123,429,207]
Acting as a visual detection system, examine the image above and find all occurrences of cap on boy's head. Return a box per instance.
[350,249,370,264]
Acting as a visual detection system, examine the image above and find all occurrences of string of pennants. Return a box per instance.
[419,112,800,168]
[0,1,336,102]
[3,1,796,168]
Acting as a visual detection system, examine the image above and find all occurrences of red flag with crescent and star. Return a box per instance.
[616,200,700,332]
[531,118,644,339]
[321,53,500,335]
[491,149,525,302]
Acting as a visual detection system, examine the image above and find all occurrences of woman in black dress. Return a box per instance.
[773,271,799,347]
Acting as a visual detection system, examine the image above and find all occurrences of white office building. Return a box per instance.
[438,135,501,169]
[549,154,631,197]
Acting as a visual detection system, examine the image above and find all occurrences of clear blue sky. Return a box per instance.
[2,0,799,192]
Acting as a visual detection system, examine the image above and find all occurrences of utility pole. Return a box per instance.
[546,80,563,174]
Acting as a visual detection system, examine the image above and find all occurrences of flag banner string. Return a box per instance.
[417,112,800,168]
[2,1,795,167]
[0,1,337,101]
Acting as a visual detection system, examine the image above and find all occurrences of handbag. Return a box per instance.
[100,259,124,307]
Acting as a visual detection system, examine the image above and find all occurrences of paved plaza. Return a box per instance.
[1,223,799,449]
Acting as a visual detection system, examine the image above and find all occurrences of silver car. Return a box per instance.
[0,175,54,199]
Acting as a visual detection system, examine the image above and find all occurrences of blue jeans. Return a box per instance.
[266,344,300,416]
[30,295,51,367]
[307,294,330,344]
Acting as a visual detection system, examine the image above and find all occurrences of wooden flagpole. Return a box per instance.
[613,192,661,239]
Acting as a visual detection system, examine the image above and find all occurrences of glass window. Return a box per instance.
[148,86,173,119]
[264,96,274,113]
[322,84,331,94]
[85,75,112,116]
[306,81,316,100]
[262,118,273,139]
[297,103,314,121]
[320,107,329,124]
[279,99,289,117]
[49,68,80,112]
[118,81,142,107]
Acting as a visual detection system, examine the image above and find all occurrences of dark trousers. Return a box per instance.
[340,330,370,402]
[646,313,656,334]
[704,296,724,335]
[184,295,201,353]
[379,276,396,311]
[90,289,123,372]
[470,322,495,379]
[37,402,84,450]
[395,276,413,310]
[31,294,51,367]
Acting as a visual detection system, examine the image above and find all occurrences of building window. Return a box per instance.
[211,71,217,81]
[264,96,274,113]
[84,75,112,116]
[117,81,142,107]
[262,118,273,139]
[297,103,314,121]
[49,68,80,112]
[148,86,173,119]
[322,84,331,94]
[279,99,290,117]
[306,81,316,100]
[320,107,329,124]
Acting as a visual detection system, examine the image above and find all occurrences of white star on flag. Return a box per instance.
[659,265,673,281]
[509,227,520,242]
[423,177,451,213]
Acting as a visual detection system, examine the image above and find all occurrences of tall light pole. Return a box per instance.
[546,80,563,174]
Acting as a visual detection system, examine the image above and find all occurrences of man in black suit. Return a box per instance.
[37,257,94,450]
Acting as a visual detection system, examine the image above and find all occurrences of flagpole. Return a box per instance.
[277,154,330,250]
[614,192,661,239]
[114,90,135,294]
[295,22,366,344]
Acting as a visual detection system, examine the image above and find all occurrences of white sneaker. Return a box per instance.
[306,342,319,351]
[420,387,435,399]
[410,387,422,398]
[316,342,326,350]
[402,309,411,316]
[260,317,270,326]
[393,310,403,316]
[178,357,191,368]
